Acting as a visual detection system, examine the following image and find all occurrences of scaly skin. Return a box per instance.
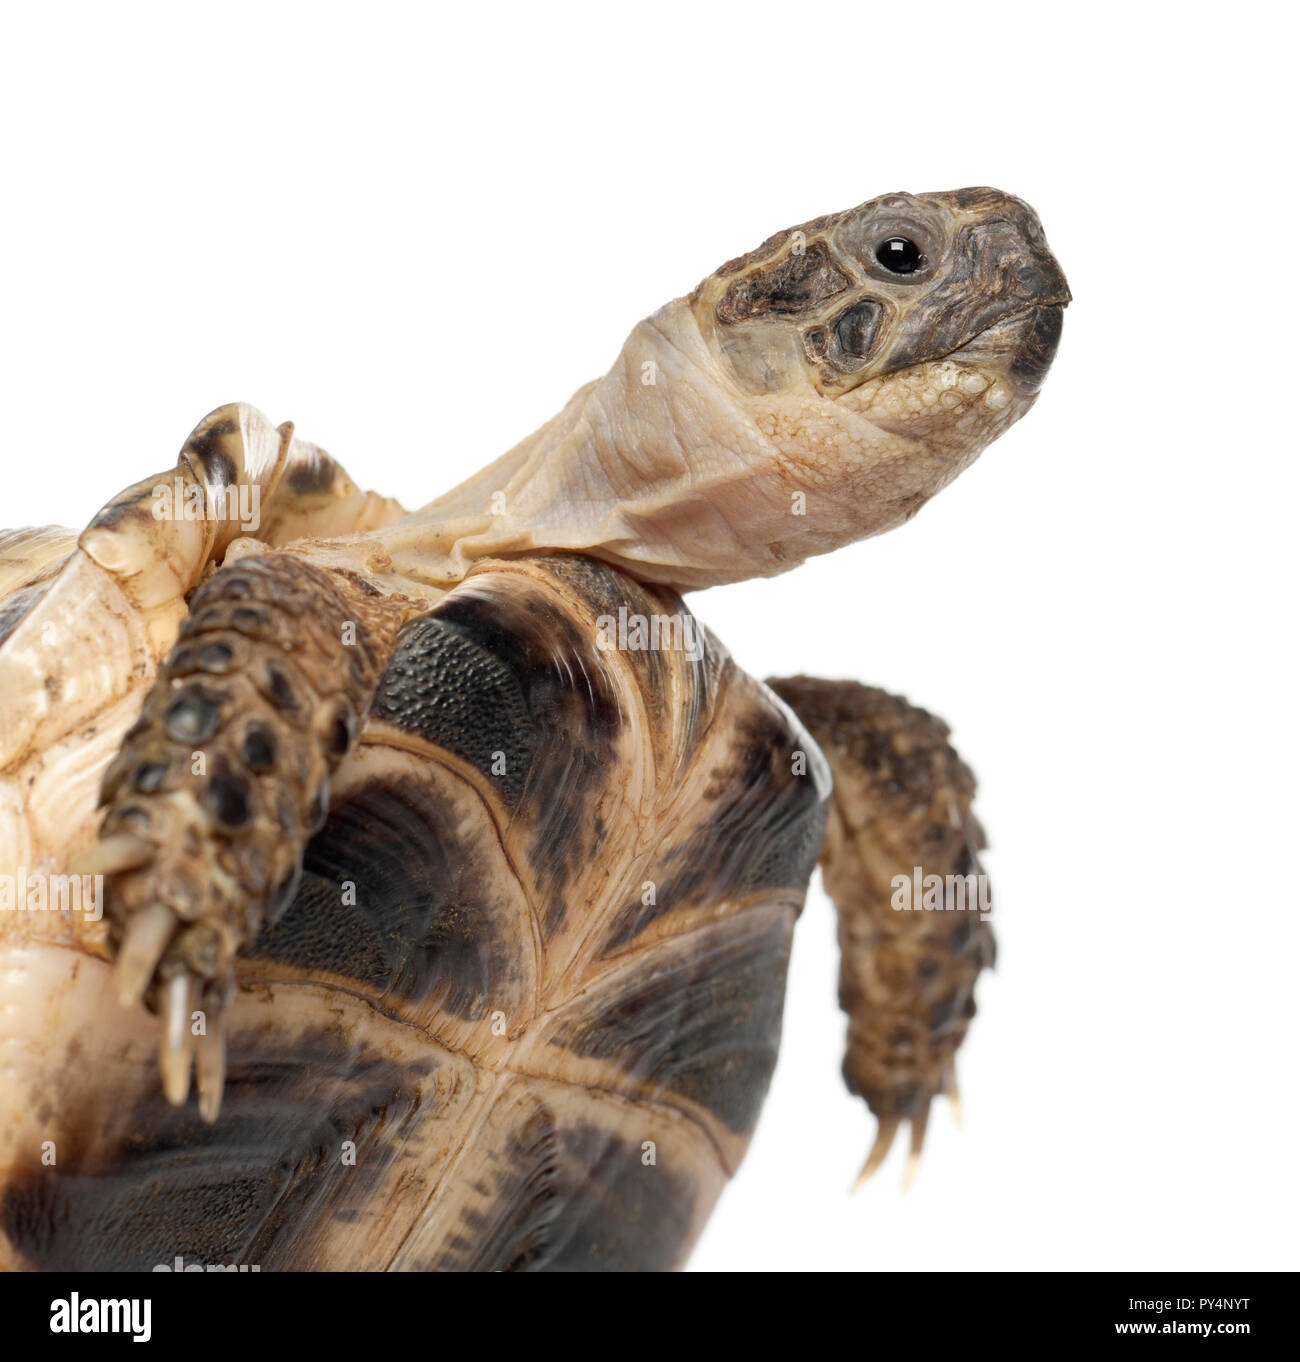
[4,186,1067,1200]
[768,677,995,1184]
[363,187,1068,591]
[90,553,413,1120]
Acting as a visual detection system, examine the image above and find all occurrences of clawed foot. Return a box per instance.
[115,893,232,1121]
[73,553,402,1121]
[852,1063,961,1193]
[72,831,243,1122]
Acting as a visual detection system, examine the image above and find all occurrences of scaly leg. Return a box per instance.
[77,550,411,1121]
[768,676,995,1188]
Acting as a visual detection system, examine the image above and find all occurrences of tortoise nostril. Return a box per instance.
[834,300,884,361]
[1017,249,1071,308]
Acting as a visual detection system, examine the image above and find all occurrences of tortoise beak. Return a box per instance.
[1007,303,1067,395]
[1017,245,1071,312]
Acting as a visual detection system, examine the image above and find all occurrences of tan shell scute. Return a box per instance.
[0,553,831,1271]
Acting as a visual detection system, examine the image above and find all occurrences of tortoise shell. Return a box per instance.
[0,544,828,1270]
[0,184,1065,1269]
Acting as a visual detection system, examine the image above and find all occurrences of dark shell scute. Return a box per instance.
[251,775,522,1019]
[370,616,534,806]
[0,1028,419,1272]
[427,1103,697,1272]
[552,911,794,1136]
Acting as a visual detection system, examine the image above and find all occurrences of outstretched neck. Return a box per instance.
[382,299,845,591]
[378,297,967,594]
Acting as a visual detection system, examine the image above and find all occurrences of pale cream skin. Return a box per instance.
[376,300,1027,591]
[0,188,1068,1130]
[368,187,1067,591]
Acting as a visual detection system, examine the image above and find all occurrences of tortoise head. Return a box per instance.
[410,188,1069,592]
[689,185,1070,469]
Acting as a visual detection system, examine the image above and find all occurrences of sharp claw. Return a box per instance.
[69,833,153,878]
[902,1103,931,1193]
[852,1115,901,1192]
[115,903,177,1007]
[160,973,197,1106]
[196,1021,227,1124]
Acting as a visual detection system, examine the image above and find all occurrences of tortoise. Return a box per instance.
[0,187,1067,1271]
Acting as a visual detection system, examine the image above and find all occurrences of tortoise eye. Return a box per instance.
[875,237,922,274]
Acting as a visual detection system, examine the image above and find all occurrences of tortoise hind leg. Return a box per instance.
[767,676,995,1188]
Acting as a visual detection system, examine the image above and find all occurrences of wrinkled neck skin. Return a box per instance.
[372,297,1031,594]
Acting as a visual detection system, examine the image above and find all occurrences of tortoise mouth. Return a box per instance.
[939,300,1067,395]
[825,279,1070,400]
[1006,304,1066,394]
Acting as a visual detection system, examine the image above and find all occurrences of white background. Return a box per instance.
[2,3,1295,1271]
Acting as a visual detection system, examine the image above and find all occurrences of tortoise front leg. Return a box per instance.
[76,551,409,1121]
[768,676,995,1188]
